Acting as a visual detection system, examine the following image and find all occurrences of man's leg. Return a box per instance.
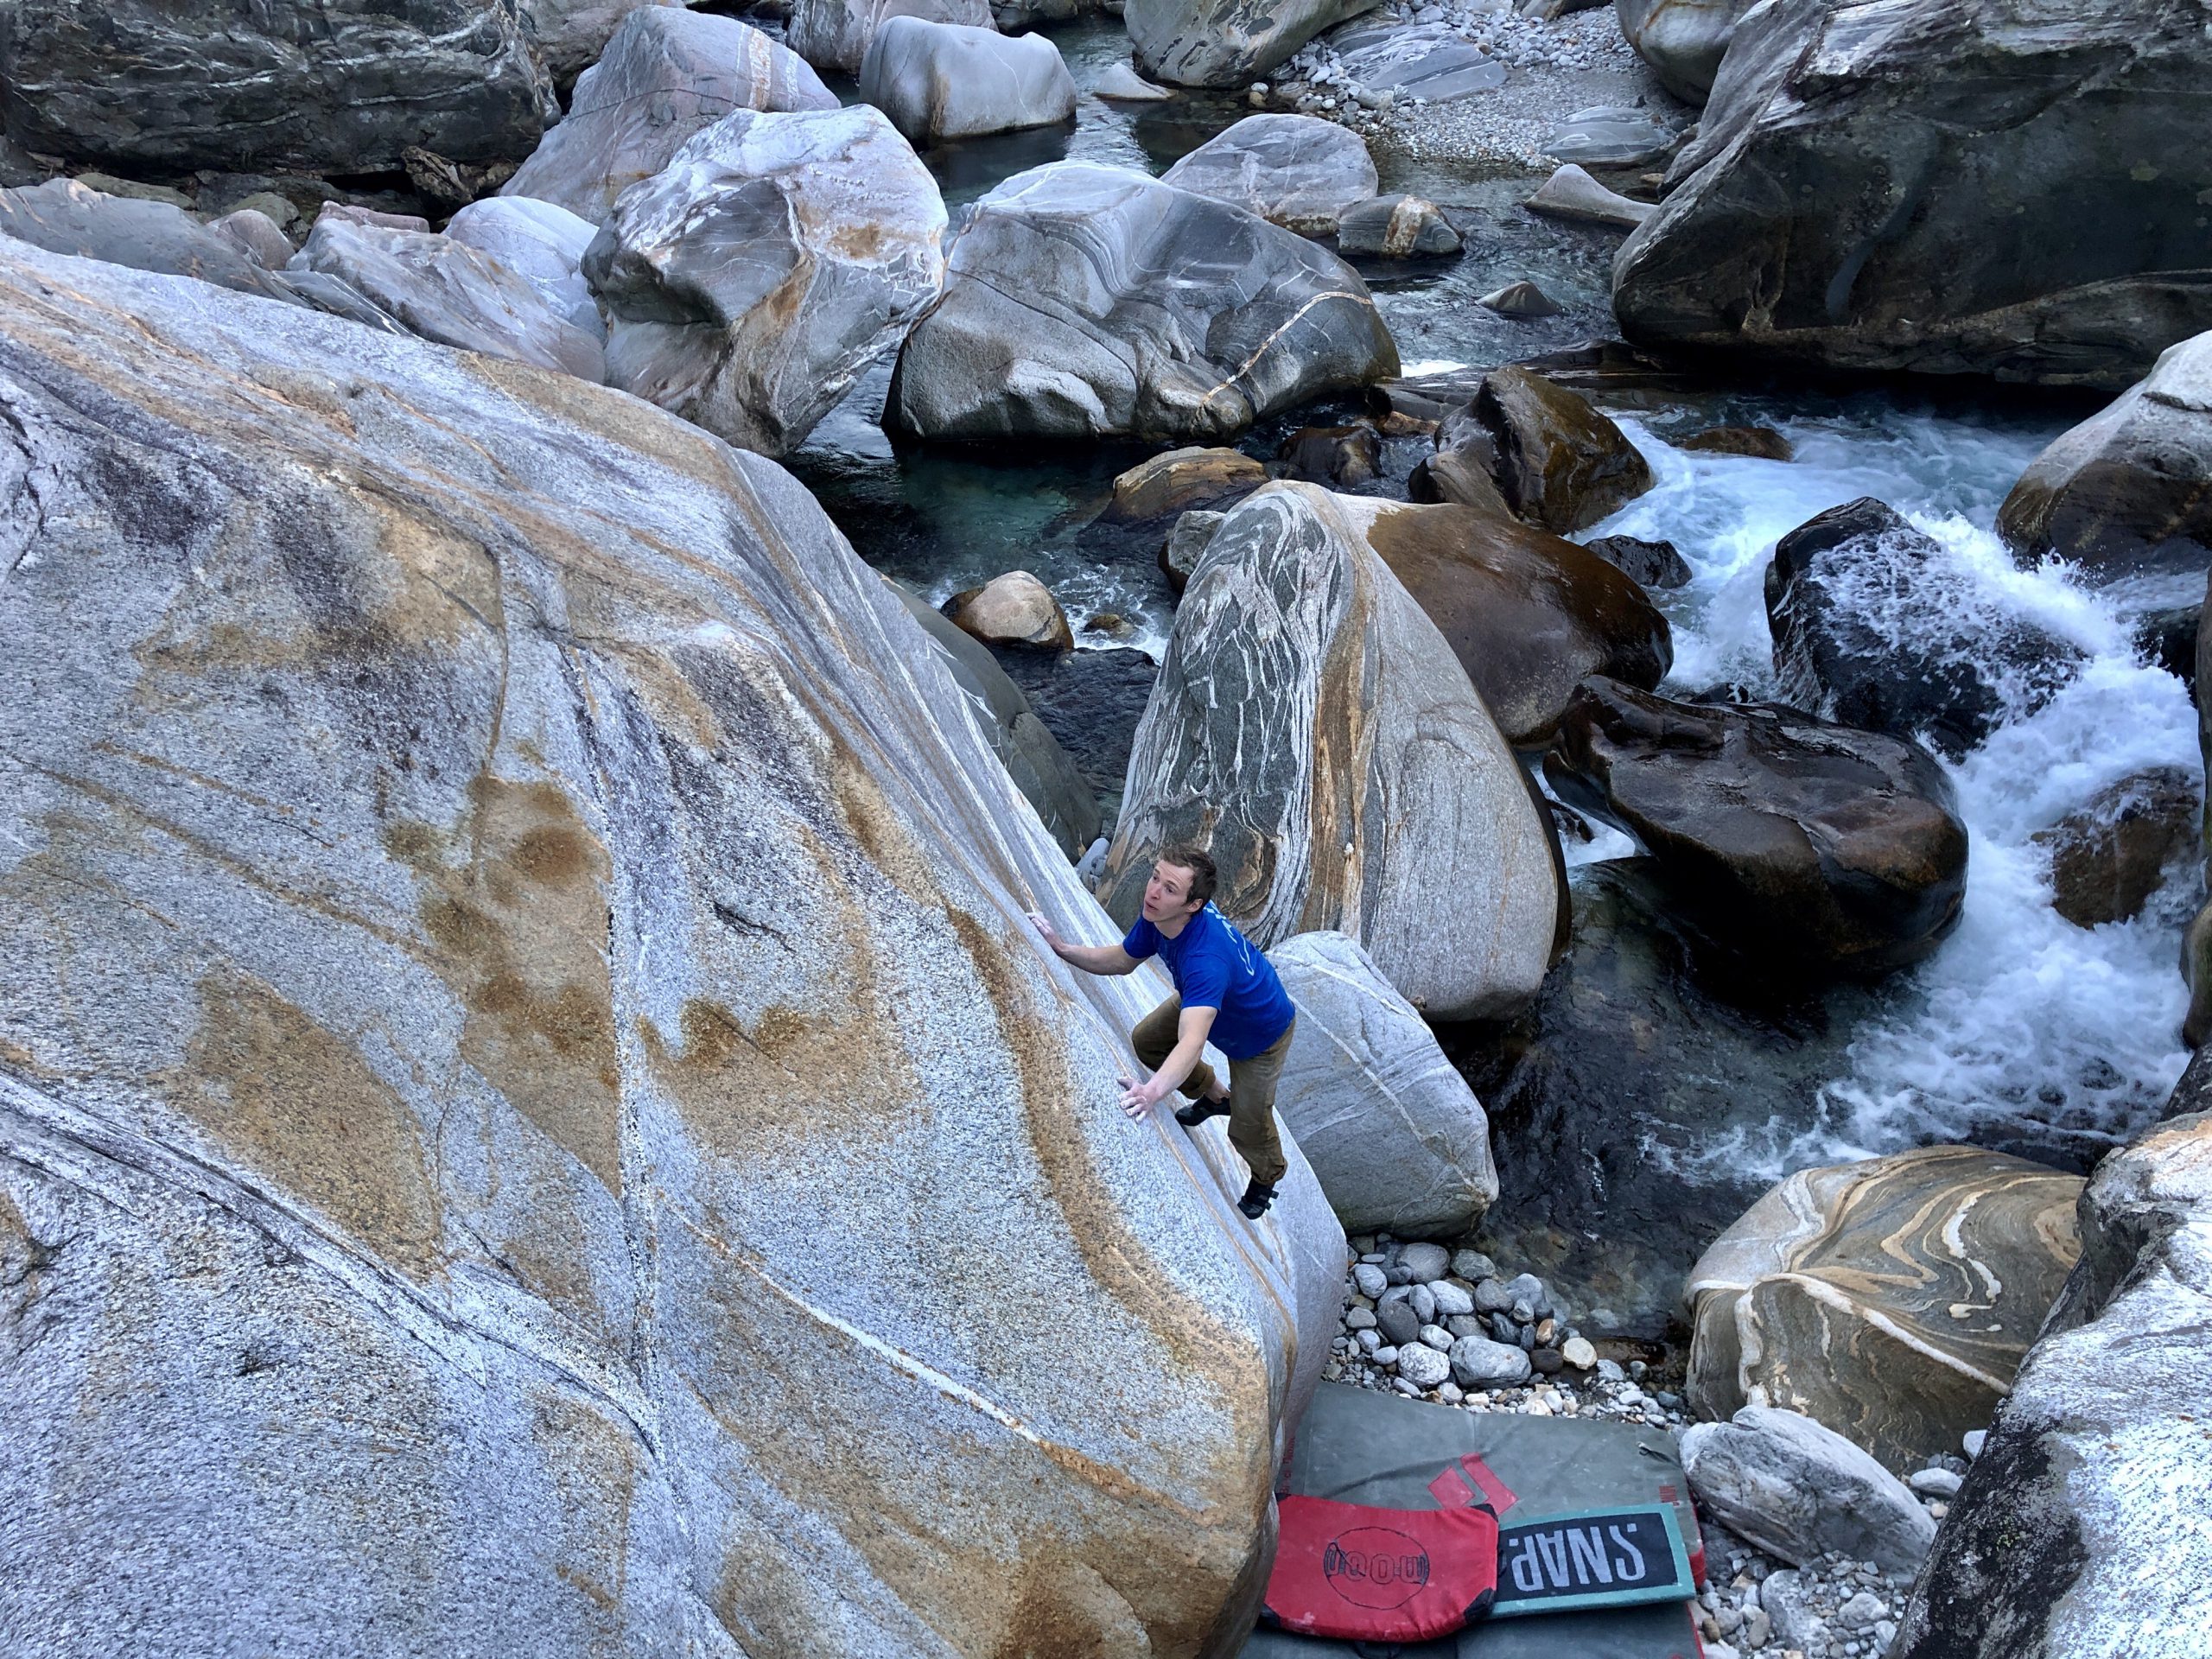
[1224,1020,1295,1213]
[1131,995,1222,1101]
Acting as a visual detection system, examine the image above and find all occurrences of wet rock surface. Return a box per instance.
[1159,113,1378,236]
[2033,766,2200,929]
[1467,365,1656,533]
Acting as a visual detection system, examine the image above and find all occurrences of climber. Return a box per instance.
[1028,847,1297,1219]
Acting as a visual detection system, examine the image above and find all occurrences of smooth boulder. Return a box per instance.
[0,179,301,305]
[789,0,996,74]
[1326,21,1507,101]
[1547,678,1969,975]
[1464,366,1655,534]
[1998,331,2212,584]
[1159,114,1379,237]
[503,10,836,224]
[1125,0,1381,88]
[520,0,683,81]
[942,570,1074,652]
[887,162,1397,442]
[1614,0,1754,103]
[1894,1092,2212,1658]
[1272,931,1500,1237]
[859,18,1076,145]
[1612,0,2212,387]
[585,105,946,457]
[1096,482,1562,1020]
[1767,497,2083,757]
[2033,766,2198,927]
[1681,1407,1936,1573]
[1684,1147,2082,1471]
[290,214,607,380]
[1107,446,1268,522]
[1337,194,1461,258]
[0,235,1344,1656]
[1527,164,1653,229]
[0,0,555,173]
[1366,505,1673,747]
[443,196,605,343]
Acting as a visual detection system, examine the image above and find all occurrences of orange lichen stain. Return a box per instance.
[531,1385,641,1637]
[165,968,442,1277]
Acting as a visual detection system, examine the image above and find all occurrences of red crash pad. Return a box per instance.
[1262,1493,1501,1644]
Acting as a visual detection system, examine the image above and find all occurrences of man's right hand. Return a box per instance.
[1027,912,1062,950]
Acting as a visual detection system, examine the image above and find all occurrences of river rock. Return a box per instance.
[0,0,556,174]
[584,104,945,458]
[1449,1333,1533,1389]
[206,208,296,270]
[0,179,302,305]
[1767,497,2084,758]
[1543,106,1680,168]
[1109,446,1268,522]
[1325,21,1508,101]
[1271,932,1499,1237]
[1997,331,2212,585]
[1526,164,1653,229]
[0,234,1344,1656]
[2031,766,2199,928]
[1365,503,1672,747]
[1614,0,1753,103]
[1463,366,1656,534]
[1478,281,1560,319]
[1893,1099,2212,1658]
[893,586,1099,855]
[1684,1147,2082,1471]
[443,196,604,344]
[791,0,996,73]
[943,571,1075,652]
[1681,1408,1937,1573]
[1612,0,2212,389]
[519,0,680,82]
[1097,483,1561,1020]
[1681,424,1793,461]
[887,162,1397,442]
[503,10,837,224]
[1159,115,1379,237]
[1094,61,1175,100]
[1396,1341,1453,1388]
[290,214,607,380]
[1548,679,1968,975]
[1127,0,1380,87]
[1278,424,1382,488]
[859,18,1076,143]
[1337,194,1460,258]
[1585,533,1690,588]
[1162,510,1225,594]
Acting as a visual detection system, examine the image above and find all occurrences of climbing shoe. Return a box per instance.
[1176,1098,1229,1128]
[1237,1179,1278,1219]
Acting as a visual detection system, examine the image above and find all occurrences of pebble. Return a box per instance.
[1451,1249,1497,1281]
[1963,1428,1987,1459]
[1429,1280,1475,1318]
[1474,1278,1515,1314]
[1908,1466,1962,1498]
[1561,1335,1597,1369]
[1353,1263,1389,1299]
[1410,1283,1438,1323]
[1398,1242,1452,1281]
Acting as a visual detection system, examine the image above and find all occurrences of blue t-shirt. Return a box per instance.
[1122,903,1296,1059]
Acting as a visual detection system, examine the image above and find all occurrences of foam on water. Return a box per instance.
[1598,406,2198,1183]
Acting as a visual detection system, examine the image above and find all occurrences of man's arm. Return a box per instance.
[1028,912,1139,976]
[1120,1003,1218,1117]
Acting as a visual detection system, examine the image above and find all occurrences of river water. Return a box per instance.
[787,19,2200,1323]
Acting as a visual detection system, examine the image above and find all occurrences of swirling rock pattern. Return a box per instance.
[1098,483,1562,1020]
[1612,0,2212,388]
[1686,1146,2083,1471]
[0,238,1344,1657]
[584,104,945,458]
[1160,114,1379,237]
[887,162,1398,442]
[503,9,836,225]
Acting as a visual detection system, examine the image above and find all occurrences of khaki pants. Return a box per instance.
[1132,996,1294,1187]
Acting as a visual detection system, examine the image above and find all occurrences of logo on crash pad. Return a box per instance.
[1320,1527,1432,1608]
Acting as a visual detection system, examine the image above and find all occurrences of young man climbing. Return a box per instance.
[1028,847,1297,1218]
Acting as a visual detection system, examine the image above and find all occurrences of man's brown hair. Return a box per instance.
[1159,845,1217,909]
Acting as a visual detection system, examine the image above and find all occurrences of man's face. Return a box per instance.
[1142,859,1204,924]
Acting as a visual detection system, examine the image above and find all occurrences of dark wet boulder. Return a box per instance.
[2031,766,2198,929]
[1278,423,1382,488]
[1585,533,1691,588]
[1365,503,1674,747]
[1160,509,1225,594]
[1548,678,1968,974]
[1997,331,2212,584]
[887,162,1397,442]
[1125,0,1380,88]
[0,0,556,174]
[1681,424,1793,461]
[1470,366,1655,534]
[1613,0,2212,389]
[1892,1100,2212,1659]
[1614,0,1755,103]
[1337,194,1461,258]
[1765,497,2084,757]
[1159,114,1377,237]
[1105,446,1268,522]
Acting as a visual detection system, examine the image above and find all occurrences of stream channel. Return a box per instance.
[786,18,2199,1333]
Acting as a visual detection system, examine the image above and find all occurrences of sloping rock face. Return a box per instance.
[1998,331,2212,585]
[1126,0,1380,89]
[1159,115,1379,237]
[445,196,607,344]
[1271,931,1499,1238]
[1893,1090,2212,1659]
[585,105,944,458]
[520,0,683,83]
[0,178,302,304]
[1612,0,2212,388]
[1098,483,1562,1020]
[0,240,1344,1658]
[1363,501,1672,747]
[0,0,557,173]
[1548,678,1968,975]
[858,19,1077,145]
[888,162,1396,442]
[292,214,609,381]
[790,0,997,75]
[1684,1147,2082,1471]
[503,10,837,225]
[1614,0,1754,103]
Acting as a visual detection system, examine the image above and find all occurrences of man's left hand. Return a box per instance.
[1116,1072,1164,1119]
